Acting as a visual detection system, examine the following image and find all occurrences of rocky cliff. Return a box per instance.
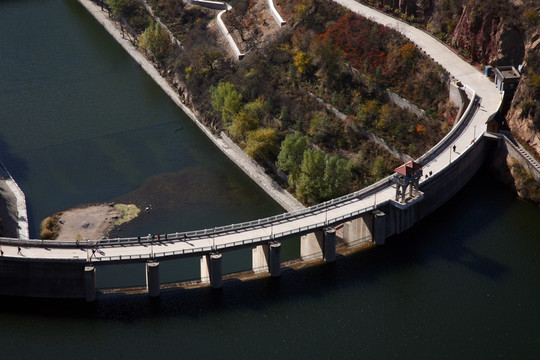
[364,0,540,201]
[367,0,540,155]
[506,23,540,157]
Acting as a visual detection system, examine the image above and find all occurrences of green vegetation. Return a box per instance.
[138,21,171,61]
[113,204,141,226]
[105,0,151,32]
[245,128,279,160]
[293,149,351,204]
[210,82,243,126]
[276,133,353,204]
[103,0,457,205]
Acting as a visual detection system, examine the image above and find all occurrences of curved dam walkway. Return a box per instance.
[0,0,502,299]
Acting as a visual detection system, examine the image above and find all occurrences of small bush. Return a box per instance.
[40,216,60,240]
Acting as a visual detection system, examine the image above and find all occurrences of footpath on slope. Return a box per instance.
[76,0,304,213]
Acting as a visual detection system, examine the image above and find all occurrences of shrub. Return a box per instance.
[138,21,171,61]
[40,216,60,240]
[245,128,279,160]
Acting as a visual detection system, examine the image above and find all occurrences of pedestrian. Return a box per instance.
[17,247,21,255]
[0,250,3,256]
[183,234,187,241]
[453,145,456,152]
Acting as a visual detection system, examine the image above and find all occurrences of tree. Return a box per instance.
[245,128,279,160]
[296,149,326,203]
[322,155,351,199]
[229,111,258,143]
[210,82,243,125]
[277,132,309,186]
[293,51,312,75]
[371,156,387,180]
[106,0,135,17]
[138,21,171,61]
[244,97,268,120]
[308,114,341,146]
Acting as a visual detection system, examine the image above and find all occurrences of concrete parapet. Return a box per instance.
[201,252,223,288]
[146,261,160,297]
[84,265,96,302]
[267,0,286,26]
[216,8,245,60]
[186,0,228,10]
[418,135,493,221]
[497,131,540,182]
[449,82,468,120]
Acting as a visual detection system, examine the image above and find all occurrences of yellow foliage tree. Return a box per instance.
[294,51,311,75]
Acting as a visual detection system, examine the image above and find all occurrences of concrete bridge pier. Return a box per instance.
[84,265,96,302]
[343,214,373,245]
[146,261,160,297]
[200,252,223,289]
[323,228,336,263]
[252,241,281,277]
[373,210,386,245]
[342,211,387,246]
[301,227,336,262]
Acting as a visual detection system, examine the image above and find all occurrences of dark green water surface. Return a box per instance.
[0,1,539,358]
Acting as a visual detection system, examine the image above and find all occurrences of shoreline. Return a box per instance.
[76,0,303,213]
[47,203,140,241]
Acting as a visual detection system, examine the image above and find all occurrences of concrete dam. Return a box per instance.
[0,0,507,300]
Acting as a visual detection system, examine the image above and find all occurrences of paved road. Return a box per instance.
[0,0,502,262]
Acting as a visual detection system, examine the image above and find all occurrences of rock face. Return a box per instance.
[450,0,526,67]
[506,27,540,156]
[371,0,539,157]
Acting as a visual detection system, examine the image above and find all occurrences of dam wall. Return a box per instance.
[377,134,494,239]
[0,258,87,299]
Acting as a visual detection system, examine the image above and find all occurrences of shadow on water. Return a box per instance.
[0,134,29,183]
[0,134,30,237]
[0,167,514,321]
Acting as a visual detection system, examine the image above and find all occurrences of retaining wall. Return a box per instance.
[498,131,540,182]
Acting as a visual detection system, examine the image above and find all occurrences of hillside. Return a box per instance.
[102,0,467,205]
[356,0,540,200]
